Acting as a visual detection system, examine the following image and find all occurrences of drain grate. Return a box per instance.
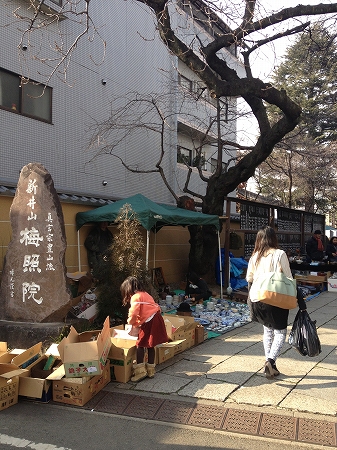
[154,400,194,424]
[49,389,337,447]
[298,418,337,447]
[188,404,228,429]
[84,390,109,411]
[222,409,261,435]
[259,413,297,440]
[94,392,135,414]
[123,395,164,419]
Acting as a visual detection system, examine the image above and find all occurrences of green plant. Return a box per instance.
[95,204,152,326]
[50,326,70,344]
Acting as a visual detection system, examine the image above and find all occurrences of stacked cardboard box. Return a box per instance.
[50,317,112,406]
[154,315,199,364]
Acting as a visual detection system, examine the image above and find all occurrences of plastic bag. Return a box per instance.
[288,310,321,357]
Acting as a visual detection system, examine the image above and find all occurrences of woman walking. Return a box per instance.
[246,226,307,379]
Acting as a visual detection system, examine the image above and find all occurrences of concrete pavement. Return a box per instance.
[109,290,337,416]
[11,289,332,447]
[89,290,337,446]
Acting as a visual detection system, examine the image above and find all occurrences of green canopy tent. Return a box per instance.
[76,194,223,296]
[76,193,220,230]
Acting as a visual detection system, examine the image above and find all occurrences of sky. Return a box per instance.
[236,0,334,146]
[249,0,333,79]
[236,0,334,188]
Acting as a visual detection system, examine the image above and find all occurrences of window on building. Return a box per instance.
[0,69,52,123]
[193,152,207,170]
[50,0,62,5]
[178,73,193,92]
[177,146,192,165]
[210,157,226,173]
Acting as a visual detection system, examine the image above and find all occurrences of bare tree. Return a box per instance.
[86,1,337,276]
[8,0,337,277]
[12,0,106,86]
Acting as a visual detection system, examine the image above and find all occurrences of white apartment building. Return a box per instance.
[0,0,243,205]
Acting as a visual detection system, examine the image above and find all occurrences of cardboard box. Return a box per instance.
[0,364,28,411]
[184,328,196,349]
[52,361,110,407]
[0,347,25,364]
[195,325,207,345]
[18,353,62,403]
[0,342,42,370]
[163,316,186,340]
[58,317,111,378]
[156,340,187,364]
[327,278,337,292]
[171,339,187,355]
[108,327,137,383]
[156,343,175,364]
[0,342,7,358]
[163,315,197,350]
[76,302,98,321]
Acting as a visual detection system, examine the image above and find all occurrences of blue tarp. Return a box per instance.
[216,249,248,290]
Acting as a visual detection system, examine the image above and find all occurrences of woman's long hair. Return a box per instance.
[253,226,278,265]
[120,276,145,306]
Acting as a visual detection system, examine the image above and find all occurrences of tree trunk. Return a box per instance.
[187,176,226,282]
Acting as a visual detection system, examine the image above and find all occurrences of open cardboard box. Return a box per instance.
[163,316,187,341]
[58,317,111,378]
[51,361,111,406]
[18,345,62,403]
[108,325,137,383]
[163,315,197,349]
[0,342,8,358]
[0,342,42,370]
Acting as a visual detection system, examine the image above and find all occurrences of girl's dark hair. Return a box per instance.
[253,226,278,265]
[330,236,337,243]
[120,276,145,306]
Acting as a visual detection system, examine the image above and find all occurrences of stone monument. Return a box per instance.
[0,163,72,323]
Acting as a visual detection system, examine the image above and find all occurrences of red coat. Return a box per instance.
[127,291,160,327]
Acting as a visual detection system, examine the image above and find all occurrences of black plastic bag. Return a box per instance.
[288,310,321,357]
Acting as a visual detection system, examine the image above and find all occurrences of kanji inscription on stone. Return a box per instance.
[0,163,72,322]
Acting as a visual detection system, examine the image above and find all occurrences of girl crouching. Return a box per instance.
[120,276,168,381]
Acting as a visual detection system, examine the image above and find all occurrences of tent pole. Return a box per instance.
[153,227,157,268]
[217,230,223,299]
[146,230,150,271]
[77,230,81,272]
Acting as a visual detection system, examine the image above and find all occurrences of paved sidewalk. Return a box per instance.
[110,291,337,415]
[92,290,337,446]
